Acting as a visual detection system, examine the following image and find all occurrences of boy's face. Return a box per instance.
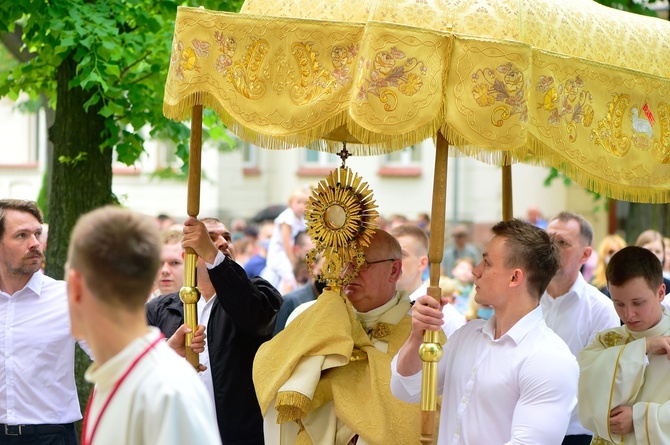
[394,235,427,293]
[154,242,184,295]
[609,276,665,332]
[452,261,474,284]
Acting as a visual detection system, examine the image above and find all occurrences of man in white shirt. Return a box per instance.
[542,212,620,445]
[0,199,88,444]
[391,223,465,337]
[65,206,220,445]
[391,219,579,445]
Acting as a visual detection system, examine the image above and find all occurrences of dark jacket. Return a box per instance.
[146,292,183,338]
[273,280,327,336]
[146,257,282,445]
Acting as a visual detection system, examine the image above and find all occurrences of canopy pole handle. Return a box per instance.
[180,104,203,370]
[419,133,449,444]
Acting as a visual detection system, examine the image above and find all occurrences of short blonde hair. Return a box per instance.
[162,229,183,245]
[288,186,310,205]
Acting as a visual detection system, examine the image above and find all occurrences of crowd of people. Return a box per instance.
[2,196,669,445]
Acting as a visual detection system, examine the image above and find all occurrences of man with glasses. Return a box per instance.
[542,212,619,445]
[254,229,430,444]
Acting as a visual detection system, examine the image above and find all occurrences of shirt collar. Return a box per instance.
[197,294,217,311]
[481,305,544,345]
[85,327,162,388]
[1,271,44,298]
[567,272,586,299]
[628,313,670,340]
[356,291,401,323]
[26,271,44,295]
[543,272,586,301]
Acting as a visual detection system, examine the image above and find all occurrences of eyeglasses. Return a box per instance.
[359,258,397,272]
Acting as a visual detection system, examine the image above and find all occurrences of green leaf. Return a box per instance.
[101,40,117,51]
[99,105,114,118]
[104,64,121,78]
[60,36,76,47]
[54,44,71,55]
[83,93,101,111]
[79,71,100,89]
[79,35,94,49]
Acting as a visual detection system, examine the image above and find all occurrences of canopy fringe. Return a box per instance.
[164,92,670,204]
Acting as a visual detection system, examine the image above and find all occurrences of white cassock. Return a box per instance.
[578,314,670,445]
[84,328,221,445]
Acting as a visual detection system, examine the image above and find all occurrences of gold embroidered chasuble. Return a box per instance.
[578,315,670,445]
[253,288,441,445]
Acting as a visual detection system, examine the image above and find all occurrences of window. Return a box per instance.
[241,142,261,176]
[384,145,421,165]
[298,148,339,176]
[304,148,338,166]
[378,145,422,177]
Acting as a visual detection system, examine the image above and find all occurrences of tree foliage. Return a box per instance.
[0,0,243,432]
[602,0,661,16]
[0,0,242,171]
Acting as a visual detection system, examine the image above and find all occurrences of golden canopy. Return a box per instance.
[163,2,670,442]
[164,0,670,203]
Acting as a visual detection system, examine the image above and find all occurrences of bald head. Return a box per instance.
[367,228,402,260]
[344,229,402,312]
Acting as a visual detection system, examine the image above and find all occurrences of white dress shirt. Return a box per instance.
[197,251,226,408]
[540,272,620,435]
[196,293,216,409]
[408,283,466,338]
[391,306,578,445]
[0,271,88,424]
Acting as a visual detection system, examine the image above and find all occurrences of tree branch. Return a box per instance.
[119,51,152,78]
[0,25,38,63]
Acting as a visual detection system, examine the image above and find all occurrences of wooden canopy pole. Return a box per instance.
[419,133,449,444]
[179,104,203,369]
[502,164,513,221]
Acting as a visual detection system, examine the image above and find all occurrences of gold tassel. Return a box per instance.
[275,391,312,423]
